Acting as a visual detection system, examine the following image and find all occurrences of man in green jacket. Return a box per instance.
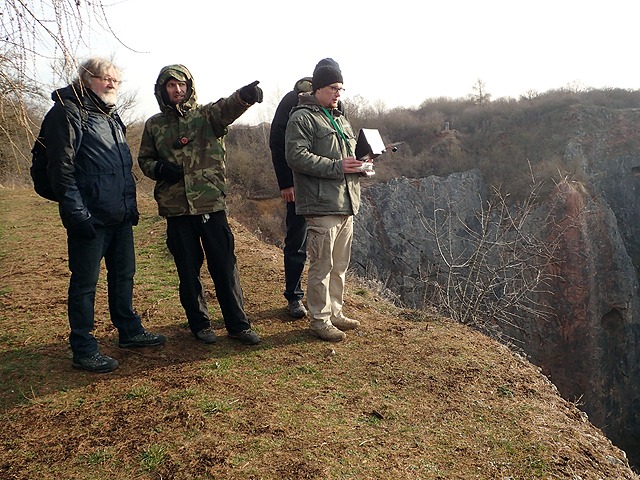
[285,61,363,342]
[138,64,262,345]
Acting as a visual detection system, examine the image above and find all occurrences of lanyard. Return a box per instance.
[321,107,352,157]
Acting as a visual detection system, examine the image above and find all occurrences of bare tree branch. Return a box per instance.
[0,0,140,184]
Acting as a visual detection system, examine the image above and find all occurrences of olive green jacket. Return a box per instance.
[284,93,360,216]
[138,64,252,217]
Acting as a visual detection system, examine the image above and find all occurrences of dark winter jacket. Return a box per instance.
[269,77,312,190]
[46,84,138,229]
[137,64,252,217]
[285,93,360,216]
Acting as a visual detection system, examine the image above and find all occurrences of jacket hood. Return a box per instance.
[294,77,312,95]
[154,64,197,115]
[51,83,114,114]
[294,92,346,119]
[295,92,343,113]
[296,92,322,108]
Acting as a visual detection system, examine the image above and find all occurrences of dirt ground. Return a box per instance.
[0,187,638,480]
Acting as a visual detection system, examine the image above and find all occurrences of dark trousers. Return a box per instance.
[283,201,307,303]
[67,221,143,357]
[166,212,250,334]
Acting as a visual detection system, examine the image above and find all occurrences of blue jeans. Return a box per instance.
[67,221,143,357]
[283,201,307,303]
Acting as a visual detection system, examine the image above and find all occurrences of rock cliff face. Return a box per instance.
[351,106,640,463]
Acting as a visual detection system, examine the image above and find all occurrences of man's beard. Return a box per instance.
[97,90,118,106]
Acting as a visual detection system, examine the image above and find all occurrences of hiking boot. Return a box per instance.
[332,316,360,331]
[310,321,346,342]
[229,328,261,345]
[195,327,217,344]
[288,299,307,318]
[72,352,119,373]
[119,330,166,348]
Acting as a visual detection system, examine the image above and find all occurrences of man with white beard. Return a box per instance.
[46,57,165,373]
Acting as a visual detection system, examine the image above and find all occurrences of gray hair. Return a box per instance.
[76,57,121,86]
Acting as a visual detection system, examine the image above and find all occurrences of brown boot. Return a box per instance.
[310,319,346,342]
[332,316,360,331]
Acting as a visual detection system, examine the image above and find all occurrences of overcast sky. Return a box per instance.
[58,0,640,125]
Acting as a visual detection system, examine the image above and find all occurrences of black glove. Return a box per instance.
[130,210,140,226]
[239,80,263,105]
[154,160,183,184]
[69,218,96,240]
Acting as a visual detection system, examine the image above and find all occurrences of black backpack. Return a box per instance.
[30,107,88,201]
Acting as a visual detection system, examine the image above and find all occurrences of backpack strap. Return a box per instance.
[78,107,89,132]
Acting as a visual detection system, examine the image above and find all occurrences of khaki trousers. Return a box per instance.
[305,215,353,325]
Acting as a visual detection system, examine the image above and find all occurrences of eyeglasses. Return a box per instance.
[91,75,121,85]
[327,86,345,94]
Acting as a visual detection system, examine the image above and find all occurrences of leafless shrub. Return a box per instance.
[226,124,279,200]
[418,167,564,342]
[0,0,137,184]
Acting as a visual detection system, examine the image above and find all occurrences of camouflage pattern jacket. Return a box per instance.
[285,93,360,216]
[138,64,252,217]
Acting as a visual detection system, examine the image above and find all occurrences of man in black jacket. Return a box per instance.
[269,58,340,319]
[46,57,165,373]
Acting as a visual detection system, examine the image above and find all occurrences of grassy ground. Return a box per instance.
[0,187,637,480]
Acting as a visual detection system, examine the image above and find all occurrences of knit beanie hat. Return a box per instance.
[312,65,343,92]
[314,57,340,74]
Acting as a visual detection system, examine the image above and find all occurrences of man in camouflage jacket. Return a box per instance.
[138,64,262,345]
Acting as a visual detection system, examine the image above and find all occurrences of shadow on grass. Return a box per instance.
[0,307,313,411]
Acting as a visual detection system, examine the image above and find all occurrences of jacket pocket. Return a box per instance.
[79,171,124,224]
[201,170,226,197]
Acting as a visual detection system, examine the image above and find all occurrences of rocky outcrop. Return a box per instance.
[351,107,640,463]
[563,106,640,266]
[352,170,487,308]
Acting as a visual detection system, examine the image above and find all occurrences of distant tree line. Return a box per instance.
[4,0,640,246]
[4,69,640,245]
[224,86,640,245]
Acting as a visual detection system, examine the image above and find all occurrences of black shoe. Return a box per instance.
[288,299,307,318]
[229,328,260,345]
[119,330,166,348]
[195,327,217,344]
[72,352,119,373]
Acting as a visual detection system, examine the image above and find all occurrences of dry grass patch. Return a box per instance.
[0,187,637,479]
